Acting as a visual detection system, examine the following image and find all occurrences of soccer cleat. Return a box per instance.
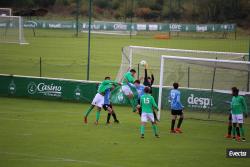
[175,128,183,133]
[155,134,160,138]
[94,121,98,125]
[141,134,145,139]
[106,121,111,125]
[114,120,120,124]
[233,136,241,142]
[242,138,246,142]
[225,134,232,139]
[84,116,88,124]
[170,130,176,133]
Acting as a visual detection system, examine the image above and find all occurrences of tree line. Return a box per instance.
[1,0,249,27]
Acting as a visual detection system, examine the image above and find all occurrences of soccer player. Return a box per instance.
[224,102,240,139]
[169,82,184,133]
[143,64,154,93]
[141,63,158,121]
[106,104,119,124]
[103,85,120,124]
[83,77,119,124]
[128,80,145,115]
[140,86,159,138]
[231,87,248,141]
[122,69,138,112]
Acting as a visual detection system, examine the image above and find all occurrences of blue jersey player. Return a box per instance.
[169,83,184,133]
[103,87,119,124]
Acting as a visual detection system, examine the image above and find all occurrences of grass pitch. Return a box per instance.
[0,97,250,167]
[0,29,250,167]
[0,29,249,81]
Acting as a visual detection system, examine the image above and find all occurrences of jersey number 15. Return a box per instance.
[143,98,150,104]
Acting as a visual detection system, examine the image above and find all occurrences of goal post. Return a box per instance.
[116,46,248,83]
[0,16,28,44]
[157,55,250,120]
[0,8,12,16]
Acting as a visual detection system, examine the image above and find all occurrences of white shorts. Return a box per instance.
[141,113,155,123]
[91,93,104,108]
[122,85,133,96]
[232,114,244,124]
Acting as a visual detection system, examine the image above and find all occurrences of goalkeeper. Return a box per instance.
[143,63,154,94]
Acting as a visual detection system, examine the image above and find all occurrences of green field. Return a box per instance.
[0,29,250,167]
[0,97,250,167]
[0,29,249,81]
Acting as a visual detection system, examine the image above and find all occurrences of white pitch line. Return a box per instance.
[0,109,80,114]
[0,152,123,167]
[0,117,49,123]
[2,158,67,162]
[0,117,82,126]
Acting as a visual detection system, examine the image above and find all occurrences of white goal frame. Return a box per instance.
[116,45,247,82]
[0,8,12,16]
[157,55,250,120]
[0,15,28,44]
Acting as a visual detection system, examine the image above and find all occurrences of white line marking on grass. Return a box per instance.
[0,152,123,167]
[0,117,49,123]
[0,117,83,126]
[0,109,80,115]
[16,133,32,136]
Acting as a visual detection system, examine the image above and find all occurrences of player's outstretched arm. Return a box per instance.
[151,74,154,86]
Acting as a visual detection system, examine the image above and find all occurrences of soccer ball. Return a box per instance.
[140,60,147,66]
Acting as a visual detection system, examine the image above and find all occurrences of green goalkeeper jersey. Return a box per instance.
[98,80,118,94]
[122,72,135,85]
[231,95,248,115]
[140,93,158,113]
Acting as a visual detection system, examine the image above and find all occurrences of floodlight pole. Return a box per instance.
[87,0,92,80]
[247,39,250,91]
[129,0,134,39]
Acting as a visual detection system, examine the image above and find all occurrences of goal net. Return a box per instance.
[115,46,249,121]
[0,8,12,16]
[157,56,250,121]
[116,46,248,83]
[0,16,28,44]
